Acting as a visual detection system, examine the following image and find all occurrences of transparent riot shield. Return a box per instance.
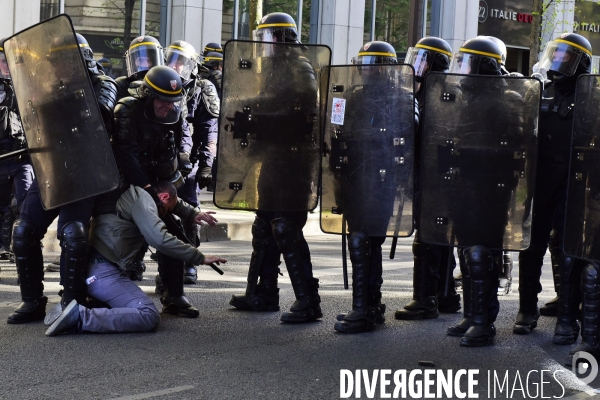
[320,64,415,237]
[564,75,600,260]
[418,73,540,251]
[3,15,119,209]
[214,40,331,211]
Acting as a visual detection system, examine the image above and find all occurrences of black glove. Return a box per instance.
[144,186,161,206]
[179,152,193,177]
[196,166,212,189]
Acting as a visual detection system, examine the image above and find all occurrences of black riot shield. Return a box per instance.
[418,73,540,251]
[320,64,415,237]
[214,40,331,211]
[3,15,119,209]
[564,74,600,260]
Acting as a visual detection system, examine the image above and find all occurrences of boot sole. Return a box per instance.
[162,305,200,318]
[229,298,280,312]
[552,333,579,345]
[513,323,537,335]
[280,311,323,323]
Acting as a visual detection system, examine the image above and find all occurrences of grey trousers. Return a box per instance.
[80,259,160,333]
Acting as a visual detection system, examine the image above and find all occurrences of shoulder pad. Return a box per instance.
[94,75,119,113]
[198,79,220,117]
[114,96,140,117]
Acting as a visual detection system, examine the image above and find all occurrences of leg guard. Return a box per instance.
[566,262,600,366]
[541,229,561,316]
[460,246,496,347]
[60,221,89,307]
[230,216,279,311]
[273,218,321,323]
[447,251,471,336]
[7,219,47,324]
[335,232,377,333]
[395,238,439,320]
[553,255,582,345]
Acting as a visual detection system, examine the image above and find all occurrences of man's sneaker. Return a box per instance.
[45,300,81,336]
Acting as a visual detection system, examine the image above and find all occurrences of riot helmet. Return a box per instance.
[125,36,164,78]
[98,57,112,75]
[484,36,507,66]
[450,37,502,76]
[0,41,10,80]
[139,66,183,124]
[254,12,299,44]
[203,42,223,56]
[76,33,94,62]
[538,33,592,81]
[352,41,398,65]
[165,40,198,81]
[405,36,452,81]
[204,51,223,69]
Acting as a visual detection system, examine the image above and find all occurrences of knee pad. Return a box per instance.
[12,219,36,256]
[348,231,370,252]
[464,245,493,279]
[251,216,271,250]
[271,218,299,253]
[60,221,89,258]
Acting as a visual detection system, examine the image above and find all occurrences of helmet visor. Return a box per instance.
[405,47,431,77]
[539,40,584,77]
[165,48,196,80]
[126,44,164,76]
[351,55,397,65]
[450,52,482,75]
[0,53,10,80]
[144,96,183,124]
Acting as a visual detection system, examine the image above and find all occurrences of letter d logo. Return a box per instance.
[572,351,598,384]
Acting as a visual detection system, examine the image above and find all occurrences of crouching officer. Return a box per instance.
[112,65,198,317]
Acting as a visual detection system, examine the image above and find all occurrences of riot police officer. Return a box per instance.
[513,34,592,340]
[8,32,118,324]
[203,52,222,96]
[203,42,222,56]
[98,57,114,78]
[418,36,538,346]
[165,40,219,284]
[329,41,415,333]
[395,36,461,322]
[0,41,33,262]
[112,65,198,317]
[227,12,324,323]
[115,36,164,100]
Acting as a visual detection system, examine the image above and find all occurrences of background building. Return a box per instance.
[1,0,598,76]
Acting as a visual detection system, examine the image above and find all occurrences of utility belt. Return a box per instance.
[88,246,113,264]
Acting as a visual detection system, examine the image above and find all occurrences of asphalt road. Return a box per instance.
[0,234,599,399]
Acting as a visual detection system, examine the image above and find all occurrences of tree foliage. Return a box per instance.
[366,0,411,52]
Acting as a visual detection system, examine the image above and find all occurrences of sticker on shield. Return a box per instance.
[331,97,346,125]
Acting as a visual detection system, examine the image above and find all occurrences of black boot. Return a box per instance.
[7,220,47,324]
[460,246,496,347]
[566,263,600,366]
[159,254,199,318]
[335,232,377,333]
[553,255,581,345]
[129,261,146,281]
[447,251,471,336]
[230,217,280,311]
[541,229,560,316]
[273,218,322,323]
[513,244,544,334]
[60,222,89,308]
[395,239,439,320]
